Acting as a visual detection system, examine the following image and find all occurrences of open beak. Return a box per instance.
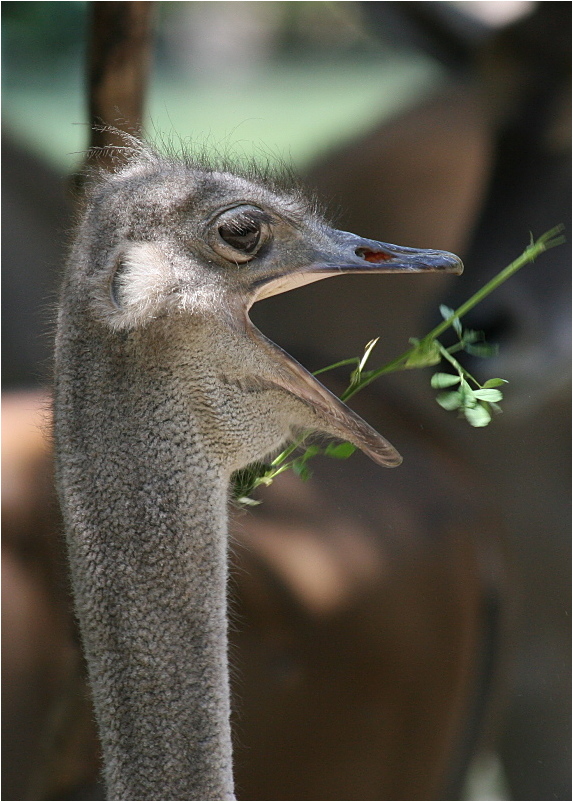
[245,229,463,467]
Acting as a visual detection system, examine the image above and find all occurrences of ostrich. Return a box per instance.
[53,142,462,801]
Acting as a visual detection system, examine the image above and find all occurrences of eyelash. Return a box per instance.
[231,210,273,230]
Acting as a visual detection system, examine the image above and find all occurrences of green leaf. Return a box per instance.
[459,380,478,407]
[431,372,461,389]
[461,328,481,344]
[439,304,462,335]
[483,378,508,388]
[349,338,380,387]
[473,388,503,402]
[292,460,313,481]
[299,445,321,461]
[464,342,499,358]
[358,338,379,372]
[464,403,492,427]
[436,391,462,411]
[405,339,441,368]
[324,442,357,459]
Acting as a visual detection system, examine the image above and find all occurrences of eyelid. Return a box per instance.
[205,203,268,223]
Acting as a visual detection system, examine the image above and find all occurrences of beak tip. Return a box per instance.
[429,251,463,275]
[367,443,403,467]
[450,256,464,275]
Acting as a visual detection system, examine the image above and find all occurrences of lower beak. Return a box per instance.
[253,229,463,301]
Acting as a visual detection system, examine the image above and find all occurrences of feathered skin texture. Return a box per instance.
[54,142,462,800]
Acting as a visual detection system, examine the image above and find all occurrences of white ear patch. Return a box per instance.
[105,242,175,330]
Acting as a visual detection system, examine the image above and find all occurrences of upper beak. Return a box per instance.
[252,229,463,302]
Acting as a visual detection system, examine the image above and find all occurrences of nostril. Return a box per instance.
[355,247,392,263]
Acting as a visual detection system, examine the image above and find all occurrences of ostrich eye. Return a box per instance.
[218,219,261,253]
[210,205,272,264]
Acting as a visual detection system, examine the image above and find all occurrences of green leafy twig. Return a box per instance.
[341,226,565,400]
[232,227,564,504]
[429,307,507,428]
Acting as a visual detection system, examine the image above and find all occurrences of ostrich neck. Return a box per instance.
[55,326,236,801]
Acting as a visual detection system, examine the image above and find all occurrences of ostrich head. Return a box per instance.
[72,142,462,474]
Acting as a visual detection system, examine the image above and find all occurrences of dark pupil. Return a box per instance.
[219,220,261,253]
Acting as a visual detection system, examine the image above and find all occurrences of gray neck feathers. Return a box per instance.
[55,309,236,800]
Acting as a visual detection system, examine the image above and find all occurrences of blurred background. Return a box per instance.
[2,2,570,800]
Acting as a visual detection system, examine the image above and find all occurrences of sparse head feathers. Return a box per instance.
[84,133,318,219]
